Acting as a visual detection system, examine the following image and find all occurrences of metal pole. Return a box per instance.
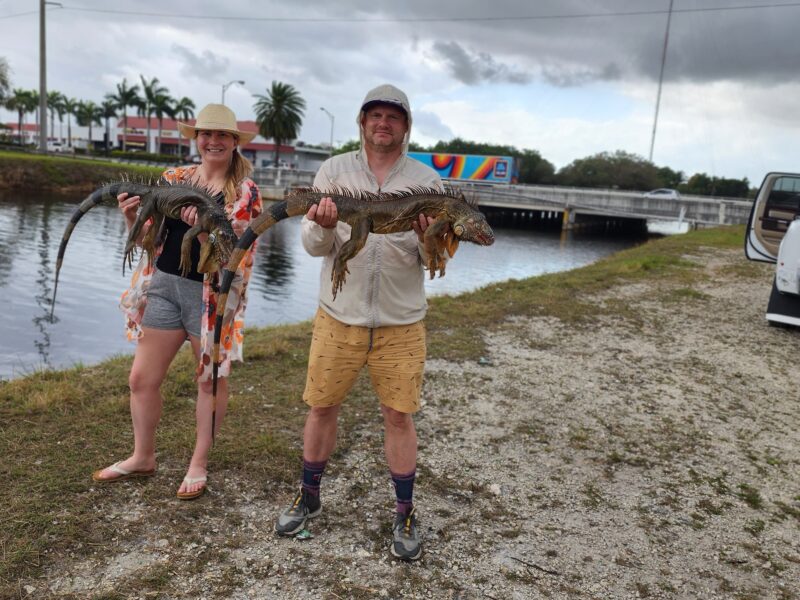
[649,0,674,162]
[222,80,245,105]
[38,0,47,152]
[320,107,334,157]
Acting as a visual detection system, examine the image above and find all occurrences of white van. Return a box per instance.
[744,172,800,326]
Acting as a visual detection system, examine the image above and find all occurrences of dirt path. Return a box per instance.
[40,248,799,599]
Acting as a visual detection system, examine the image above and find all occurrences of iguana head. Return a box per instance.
[452,211,495,246]
[198,228,237,273]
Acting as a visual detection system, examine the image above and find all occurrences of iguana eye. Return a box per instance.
[208,233,216,243]
[454,224,464,237]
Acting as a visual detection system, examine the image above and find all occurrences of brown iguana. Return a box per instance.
[51,180,237,318]
[206,185,495,436]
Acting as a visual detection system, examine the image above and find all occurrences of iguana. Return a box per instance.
[207,185,495,436]
[51,180,237,318]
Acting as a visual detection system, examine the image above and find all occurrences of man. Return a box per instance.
[274,84,443,561]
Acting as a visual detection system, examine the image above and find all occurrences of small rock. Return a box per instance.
[489,484,502,496]
[24,586,36,595]
[155,539,169,548]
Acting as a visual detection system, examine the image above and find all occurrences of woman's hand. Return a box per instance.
[117,192,140,227]
[180,206,198,227]
[182,206,209,244]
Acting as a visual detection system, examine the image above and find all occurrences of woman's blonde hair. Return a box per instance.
[223,145,253,207]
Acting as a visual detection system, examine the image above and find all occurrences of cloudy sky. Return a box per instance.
[2,0,799,185]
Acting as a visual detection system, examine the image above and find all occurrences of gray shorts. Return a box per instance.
[141,269,204,338]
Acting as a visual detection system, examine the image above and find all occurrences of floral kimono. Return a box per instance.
[119,165,263,382]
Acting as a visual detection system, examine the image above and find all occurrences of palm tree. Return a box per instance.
[47,90,65,143]
[6,88,36,145]
[62,97,78,148]
[107,78,141,152]
[75,101,103,152]
[151,93,174,155]
[100,99,117,154]
[253,81,306,167]
[139,75,167,153]
[172,96,195,159]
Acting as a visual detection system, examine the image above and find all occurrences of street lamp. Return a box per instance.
[320,107,334,157]
[221,80,245,104]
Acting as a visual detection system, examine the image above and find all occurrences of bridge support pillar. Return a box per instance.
[562,208,575,230]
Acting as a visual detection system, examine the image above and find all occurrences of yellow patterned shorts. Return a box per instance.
[303,308,426,414]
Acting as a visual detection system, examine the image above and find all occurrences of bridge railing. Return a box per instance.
[449,180,753,226]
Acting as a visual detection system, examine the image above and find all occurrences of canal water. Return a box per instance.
[0,192,664,380]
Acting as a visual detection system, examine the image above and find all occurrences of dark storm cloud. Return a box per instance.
[171,45,230,76]
[431,41,532,85]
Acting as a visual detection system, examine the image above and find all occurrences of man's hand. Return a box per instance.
[411,213,436,243]
[306,196,338,228]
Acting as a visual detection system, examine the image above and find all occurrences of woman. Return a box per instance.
[92,104,262,500]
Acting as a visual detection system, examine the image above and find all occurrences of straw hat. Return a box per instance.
[177,103,256,145]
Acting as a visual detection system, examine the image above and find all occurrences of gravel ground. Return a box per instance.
[37,248,800,599]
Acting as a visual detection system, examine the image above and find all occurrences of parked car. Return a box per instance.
[47,141,71,153]
[644,188,681,199]
[744,172,800,327]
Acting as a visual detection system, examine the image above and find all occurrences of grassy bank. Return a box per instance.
[0,150,164,193]
[0,226,749,595]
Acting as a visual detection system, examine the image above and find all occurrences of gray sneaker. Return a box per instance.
[275,489,321,536]
[391,507,422,561]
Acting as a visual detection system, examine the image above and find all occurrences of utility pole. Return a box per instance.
[38,0,47,152]
[649,0,674,163]
[38,0,61,152]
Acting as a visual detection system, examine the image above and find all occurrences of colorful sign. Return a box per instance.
[407,152,516,183]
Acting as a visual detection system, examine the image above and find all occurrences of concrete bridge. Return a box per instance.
[252,168,753,230]
[457,182,753,230]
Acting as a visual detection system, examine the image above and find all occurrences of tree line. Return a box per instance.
[0,56,750,197]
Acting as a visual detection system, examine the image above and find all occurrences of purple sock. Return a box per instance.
[391,469,416,515]
[302,458,327,497]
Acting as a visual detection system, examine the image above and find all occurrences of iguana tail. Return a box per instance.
[51,183,127,319]
[209,198,307,440]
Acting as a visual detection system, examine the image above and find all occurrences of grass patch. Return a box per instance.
[737,484,764,510]
[0,150,164,193]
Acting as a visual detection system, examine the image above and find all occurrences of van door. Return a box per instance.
[745,172,800,263]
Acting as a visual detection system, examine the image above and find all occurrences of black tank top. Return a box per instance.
[156,193,226,282]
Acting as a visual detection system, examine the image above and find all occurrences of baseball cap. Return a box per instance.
[360,84,410,117]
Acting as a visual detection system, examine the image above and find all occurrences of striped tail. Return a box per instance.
[209,200,291,442]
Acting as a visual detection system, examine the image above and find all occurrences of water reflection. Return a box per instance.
[0,192,649,379]
[254,219,295,299]
[33,200,54,368]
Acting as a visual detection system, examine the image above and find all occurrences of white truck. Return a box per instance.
[744,172,800,326]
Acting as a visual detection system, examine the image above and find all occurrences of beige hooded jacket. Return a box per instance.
[301,84,443,328]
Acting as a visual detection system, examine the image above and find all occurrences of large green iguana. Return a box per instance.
[51,181,237,318]
[207,185,495,436]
